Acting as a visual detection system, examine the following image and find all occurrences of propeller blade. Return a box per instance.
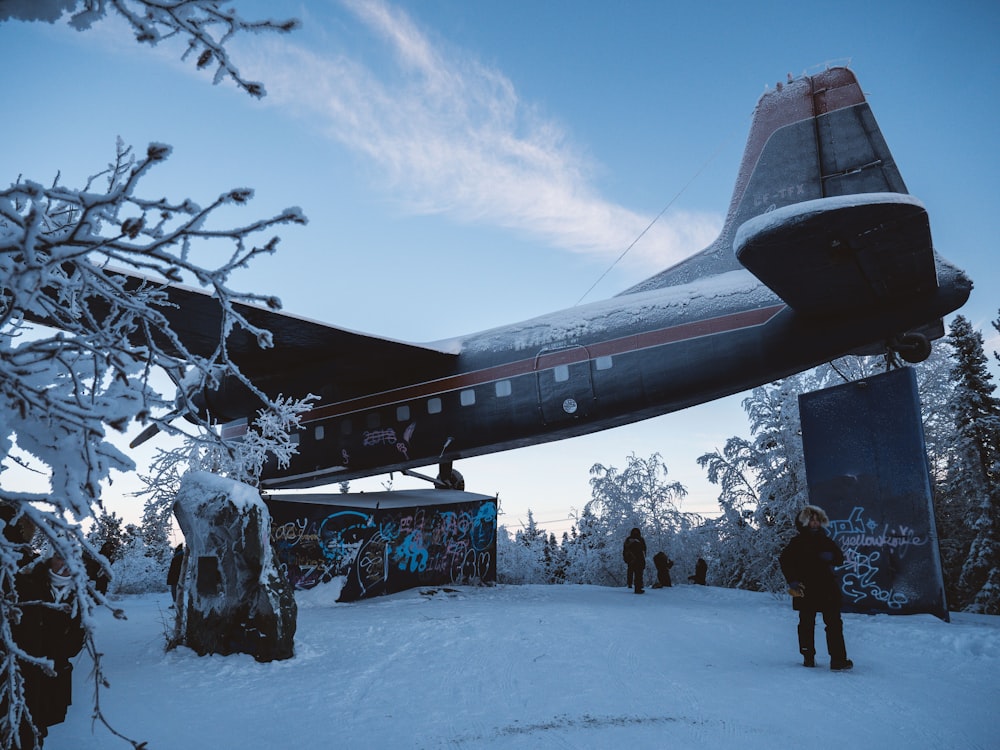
[129,423,161,449]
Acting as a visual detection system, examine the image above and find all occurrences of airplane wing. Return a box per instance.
[147,280,457,376]
[56,269,459,404]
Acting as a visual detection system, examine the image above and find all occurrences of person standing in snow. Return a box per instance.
[688,557,708,585]
[779,505,853,670]
[167,543,184,604]
[622,528,647,594]
[651,551,673,588]
[84,540,115,596]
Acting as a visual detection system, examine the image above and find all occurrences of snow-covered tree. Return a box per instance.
[565,453,693,585]
[911,345,958,484]
[697,359,874,592]
[561,505,617,586]
[497,512,548,585]
[698,375,813,593]
[587,453,687,537]
[698,436,767,590]
[135,440,192,543]
[0,138,306,746]
[109,532,170,595]
[138,493,172,563]
[542,533,567,583]
[943,315,1000,613]
[132,392,315,590]
[0,4,306,740]
[86,508,125,563]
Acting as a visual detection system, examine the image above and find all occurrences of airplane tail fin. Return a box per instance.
[620,66,906,295]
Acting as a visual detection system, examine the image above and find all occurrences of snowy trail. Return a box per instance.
[47,583,999,750]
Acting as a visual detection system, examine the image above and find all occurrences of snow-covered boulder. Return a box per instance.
[172,472,296,662]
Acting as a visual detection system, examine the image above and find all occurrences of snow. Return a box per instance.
[439,268,779,357]
[181,471,263,512]
[47,582,999,749]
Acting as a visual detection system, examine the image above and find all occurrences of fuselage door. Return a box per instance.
[534,345,595,425]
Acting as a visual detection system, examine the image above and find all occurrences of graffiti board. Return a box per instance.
[798,366,949,620]
[265,489,497,602]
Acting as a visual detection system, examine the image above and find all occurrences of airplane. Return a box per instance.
[126,65,970,491]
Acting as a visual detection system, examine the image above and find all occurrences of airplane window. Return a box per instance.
[595,355,613,371]
[396,405,410,422]
[496,380,511,397]
[314,425,325,441]
[366,412,380,429]
[554,364,570,382]
[460,389,476,406]
[428,397,442,414]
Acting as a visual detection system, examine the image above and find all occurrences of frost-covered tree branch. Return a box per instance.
[0,139,306,745]
[2,138,307,470]
[137,393,317,523]
[0,0,299,98]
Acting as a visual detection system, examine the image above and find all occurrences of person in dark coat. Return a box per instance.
[15,554,86,746]
[84,541,115,596]
[622,528,647,594]
[688,557,708,585]
[651,551,673,588]
[2,505,86,748]
[167,543,184,603]
[779,504,853,670]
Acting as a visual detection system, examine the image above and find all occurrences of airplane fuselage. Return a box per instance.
[252,259,968,490]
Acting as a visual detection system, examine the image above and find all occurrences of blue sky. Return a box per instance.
[1,0,998,536]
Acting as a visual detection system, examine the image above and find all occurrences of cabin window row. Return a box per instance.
[309,354,616,441]
[312,378,515,441]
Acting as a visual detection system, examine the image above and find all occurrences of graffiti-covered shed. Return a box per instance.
[266,489,497,602]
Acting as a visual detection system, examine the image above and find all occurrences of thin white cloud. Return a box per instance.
[240,0,721,270]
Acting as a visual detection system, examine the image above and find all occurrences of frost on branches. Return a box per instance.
[0,139,306,745]
[498,453,704,588]
[0,0,299,98]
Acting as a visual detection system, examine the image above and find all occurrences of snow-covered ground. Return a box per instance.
[48,582,998,750]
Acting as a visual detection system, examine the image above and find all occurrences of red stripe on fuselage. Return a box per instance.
[287,303,785,426]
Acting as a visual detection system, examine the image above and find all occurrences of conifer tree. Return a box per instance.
[545,533,568,583]
[518,509,546,547]
[496,511,549,584]
[139,495,173,562]
[945,315,1000,613]
[913,345,959,483]
[86,509,125,562]
[562,506,616,585]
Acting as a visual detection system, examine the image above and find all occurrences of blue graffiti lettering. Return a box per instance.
[394,531,429,573]
[831,507,918,609]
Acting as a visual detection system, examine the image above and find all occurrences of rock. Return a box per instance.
[172,472,296,662]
